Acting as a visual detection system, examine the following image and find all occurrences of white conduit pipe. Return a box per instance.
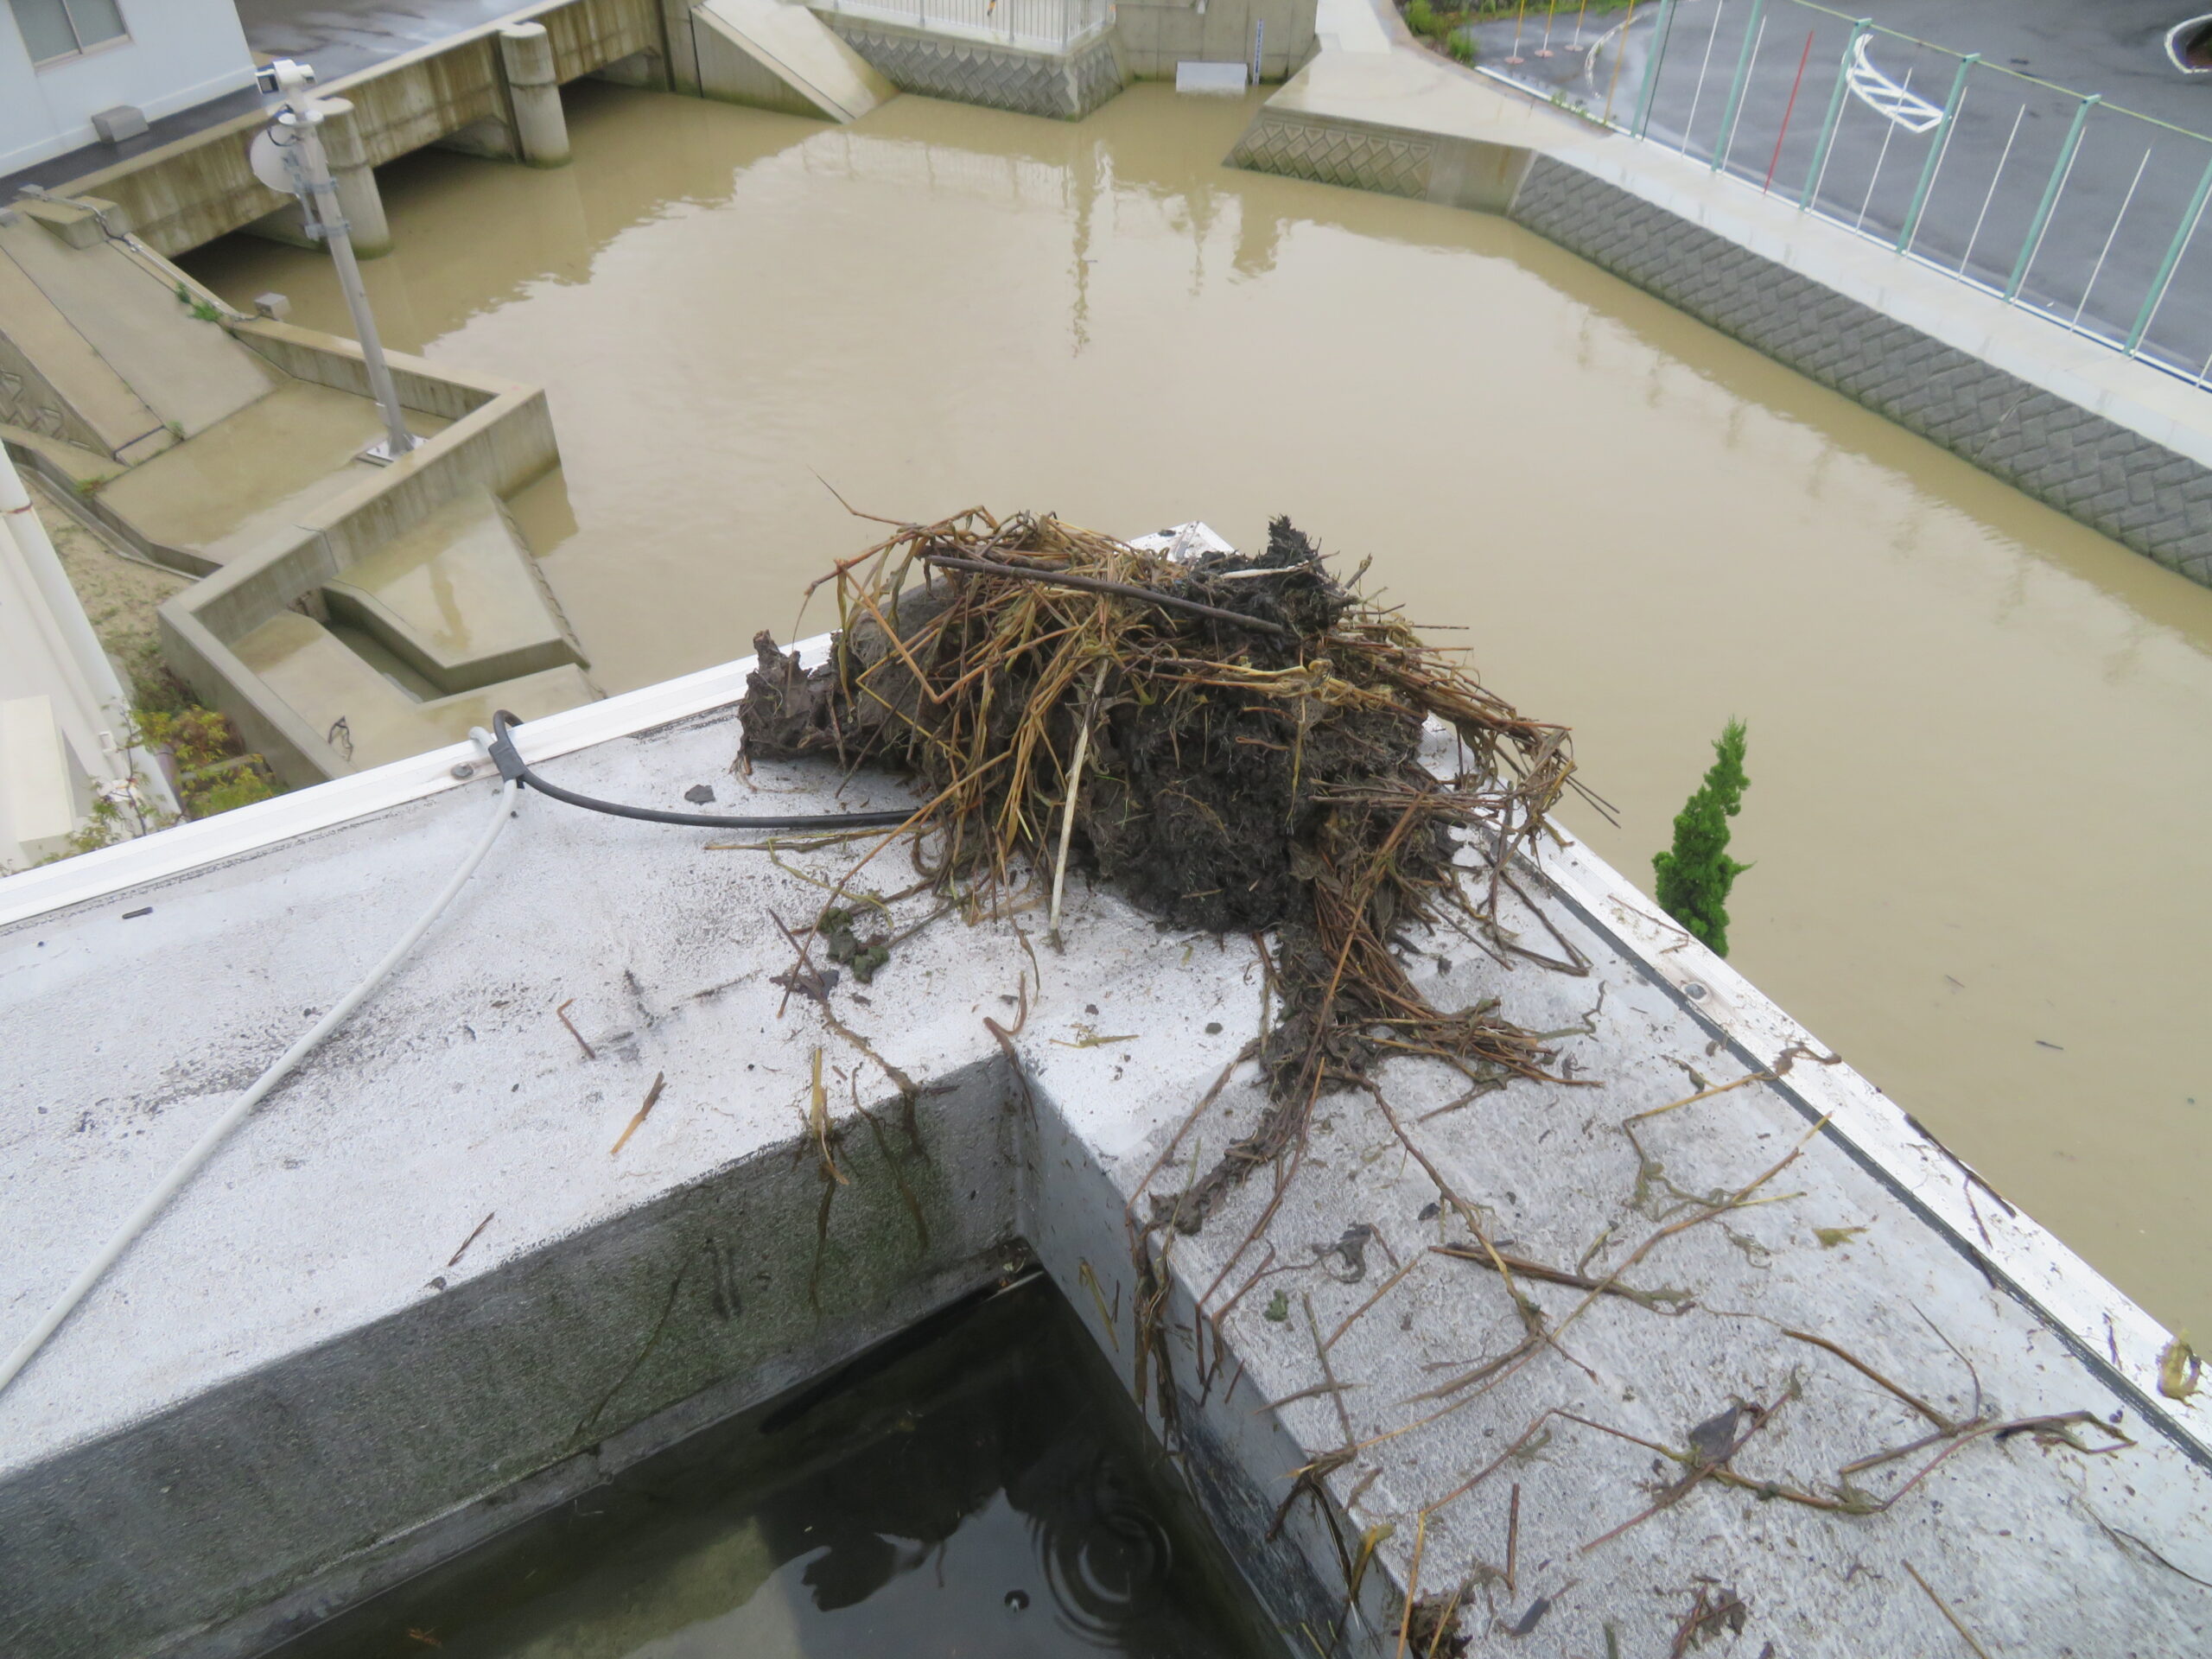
[0,775,522,1400]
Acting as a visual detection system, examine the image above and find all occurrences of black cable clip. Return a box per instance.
[483,709,529,785]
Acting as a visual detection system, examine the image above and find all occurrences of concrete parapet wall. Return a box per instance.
[690,0,896,123]
[2,683,2207,1657]
[2,1052,1020,1659]
[1228,103,1526,209]
[822,15,1123,119]
[158,327,561,785]
[225,318,505,423]
[1114,0,1317,82]
[0,429,209,576]
[1506,156,2212,586]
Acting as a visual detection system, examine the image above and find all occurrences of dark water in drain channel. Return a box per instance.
[264,1279,1281,1658]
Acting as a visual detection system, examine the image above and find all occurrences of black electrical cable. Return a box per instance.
[484,709,916,830]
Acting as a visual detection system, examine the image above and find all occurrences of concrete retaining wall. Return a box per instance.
[821,15,1125,119]
[1114,0,1317,83]
[1228,101,1528,209]
[42,0,668,257]
[1228,58,2212,589]
[158,323,561,786]
[1505,156,2212,586]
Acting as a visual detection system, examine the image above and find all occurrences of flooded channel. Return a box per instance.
[186,83,2212,1338]
[262,1278,1285,1658]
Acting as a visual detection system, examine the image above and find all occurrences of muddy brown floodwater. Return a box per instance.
[186,82,2212,1338]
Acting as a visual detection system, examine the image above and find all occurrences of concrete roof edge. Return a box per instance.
[0,639,815,931]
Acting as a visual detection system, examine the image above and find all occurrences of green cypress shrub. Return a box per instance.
[1652,719,1751,957]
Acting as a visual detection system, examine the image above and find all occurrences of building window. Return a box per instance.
[10,0,128,65]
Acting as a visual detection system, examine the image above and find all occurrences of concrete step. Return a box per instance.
[324,485,586,696]
[692,0,897,122]
[232,609,598,774]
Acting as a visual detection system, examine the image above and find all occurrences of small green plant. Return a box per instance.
[1263,1290,1290,1322]
[1404,0,1459,41]
[1652,718,1751,957]
[1449,32,1478,62]
[43,791,137,861]
[183,763,281,817]
[175,278,221,322]
[127,642,197,714]
[137,706,281,818]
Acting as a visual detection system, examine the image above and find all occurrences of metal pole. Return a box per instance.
[1716,5,1766,174]
[1603,0,1640,126]
[1630,0,1678,139]
[1762,28,1815,193]
[1712,0,1766,169]
[1798,17,1871,210]
[1896,52,1976,253]
[289,111,415,462]
[2005,92,2097,301]
[1676,0,1725,158]
[2126,148,2212,353]
[2075,146,2151,332]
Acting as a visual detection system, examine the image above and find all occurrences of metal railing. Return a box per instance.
[1461,0,2212,391]
[811,0,1114,54]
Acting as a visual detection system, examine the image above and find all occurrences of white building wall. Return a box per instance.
[1,0,259,173]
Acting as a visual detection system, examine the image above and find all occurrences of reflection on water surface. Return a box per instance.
[263,1281,1282,1658]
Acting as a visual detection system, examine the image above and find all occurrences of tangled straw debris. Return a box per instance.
[740,509,1593,1235]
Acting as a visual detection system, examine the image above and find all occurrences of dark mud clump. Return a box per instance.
[740,510,1580,1235]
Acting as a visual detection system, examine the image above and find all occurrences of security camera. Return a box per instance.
[254,58,316,96]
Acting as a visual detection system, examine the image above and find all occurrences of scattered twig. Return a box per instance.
[1903,1560,1993,1658]
[1433,1244,1693,1314]
[445,1211,495,1268]
[805,1048,846,1184]
[554,998,595,1060]
[609,1072,665,1157]
[1505,1484,1521,1596]
[1048,658,1109,947]
[1783,1327,1955,1430]
[1325,1253,1425,1351]
[921,551,1297,637]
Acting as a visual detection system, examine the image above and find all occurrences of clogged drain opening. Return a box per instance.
[259,1277,1288,1658]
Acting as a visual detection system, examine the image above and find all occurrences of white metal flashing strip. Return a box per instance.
[0,639,832,931]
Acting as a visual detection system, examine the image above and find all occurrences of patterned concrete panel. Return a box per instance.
[1228,110,1433,199]
[1509,156,2212,588]
[822,17,1122,119]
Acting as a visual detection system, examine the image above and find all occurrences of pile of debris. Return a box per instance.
[741,510,1590,1232]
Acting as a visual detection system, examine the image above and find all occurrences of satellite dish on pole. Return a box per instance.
[248,126,306,197]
